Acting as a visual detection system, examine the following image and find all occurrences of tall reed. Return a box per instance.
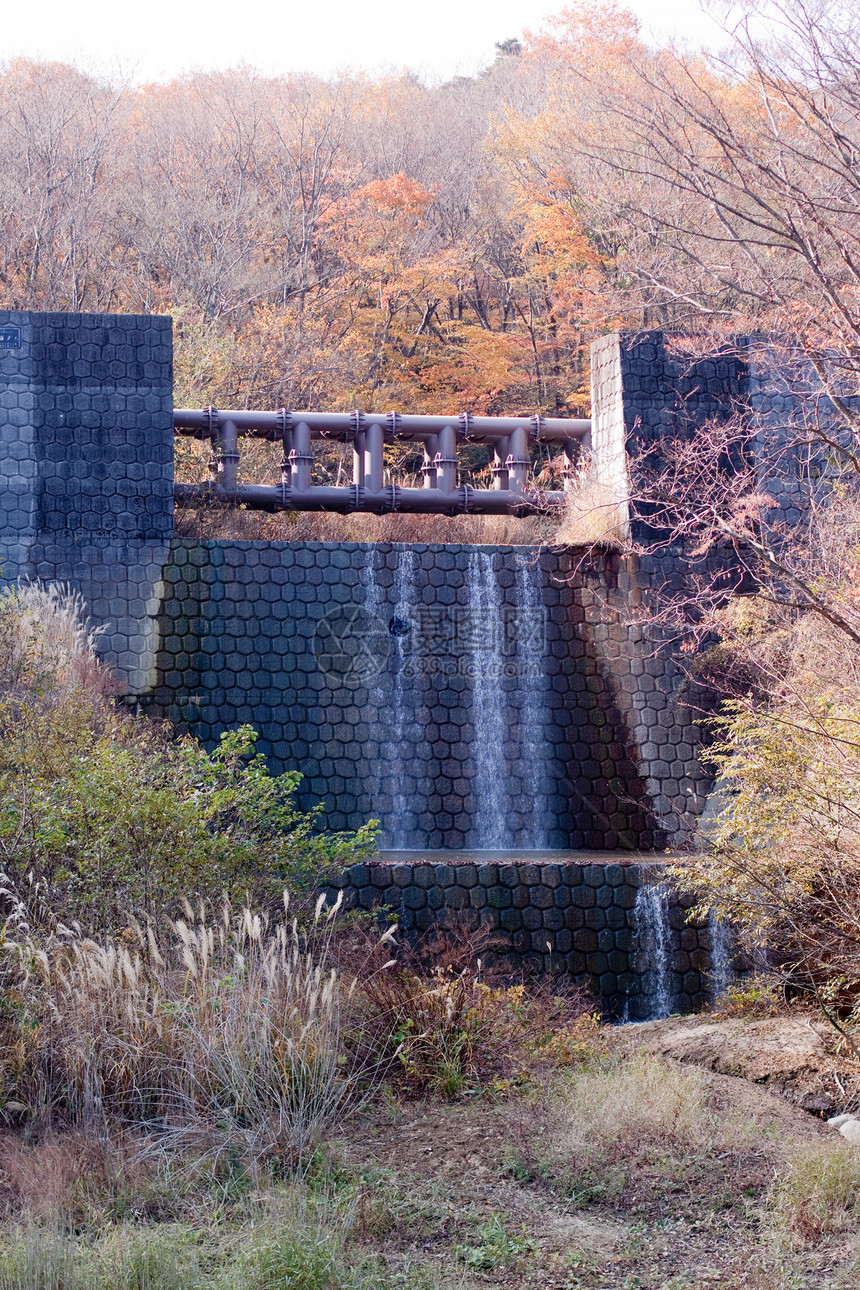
[0,892,384,1168]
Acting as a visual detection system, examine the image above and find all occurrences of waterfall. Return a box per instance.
[388,549,419,848]
[515,556,549,849]
[634,882,674,1019]
[468,550,510,848]
[359,548,423,849]
[708,910,734,1002]
[359,552,387,821]
[358,543,553,851]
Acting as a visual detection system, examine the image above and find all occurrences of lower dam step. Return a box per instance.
[327,852,733,1021]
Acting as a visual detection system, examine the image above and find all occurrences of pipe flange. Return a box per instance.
[385,484,401,512]
[347,484,365,513]
[350,410,365,436]
[459,412,475,441]
[280,480,294,509]
[530,414,545,442]
[202,405,218,442]
[457,484,472,513]
[276,408,293,437]
[386,410,401,438]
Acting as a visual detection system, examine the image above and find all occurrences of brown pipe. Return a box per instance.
[174,408,590,442]
[174,482,563,515]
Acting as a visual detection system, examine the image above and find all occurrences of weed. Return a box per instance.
[711,976,782,1020]
[769,1143,860,1242]
[502,1052,776,1217]
[0,894,392,1169]
[455,1213,537,1271]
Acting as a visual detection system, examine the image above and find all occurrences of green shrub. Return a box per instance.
[455,1214,537,1271]
[0,583,375,930]
[1,715,375,929]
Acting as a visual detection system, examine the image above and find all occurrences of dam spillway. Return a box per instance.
[148,538,705,852]
[0,309,773,1012]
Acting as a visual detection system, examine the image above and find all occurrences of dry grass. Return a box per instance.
[769,1143,860,1243]
[553,462,626,548]
[502,1051,778,1214]
[175,503,556,547]
[0,892,388,1169]
[0,583,122,700]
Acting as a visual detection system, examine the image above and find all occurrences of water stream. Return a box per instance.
[360,545,555,850]
[634,881,674,1019]
[515,556,549,849]
[388,549,419,848]
[708,910,734,1002]
[468,550,510,848]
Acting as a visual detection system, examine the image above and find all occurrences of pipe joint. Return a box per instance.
[456,484,472,513]
[386,410,401,438]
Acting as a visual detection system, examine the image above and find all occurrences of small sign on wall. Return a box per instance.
[0,326,20,349]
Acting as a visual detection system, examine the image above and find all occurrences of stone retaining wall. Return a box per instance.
[326,860,716,1019]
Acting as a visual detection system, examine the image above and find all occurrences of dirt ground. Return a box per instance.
[335,1025,860,1290]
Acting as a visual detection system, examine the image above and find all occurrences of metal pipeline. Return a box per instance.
[174,405,588,513]
[174,482,564,515]
[174,408,591,443]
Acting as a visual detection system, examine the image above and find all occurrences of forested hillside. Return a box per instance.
[0,4,700,419]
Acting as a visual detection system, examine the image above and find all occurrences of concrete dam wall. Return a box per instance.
[0,308,790,1013]
[148,538,709,851]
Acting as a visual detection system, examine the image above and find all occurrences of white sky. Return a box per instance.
[0,0,726,84]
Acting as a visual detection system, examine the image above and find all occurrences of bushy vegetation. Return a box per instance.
[0,584,376,932]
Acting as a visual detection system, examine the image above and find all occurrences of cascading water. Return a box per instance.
[468,549,511,848]
[633,881,674,1019]
[388,549,419,848]
[360,544,555,850]
[515,556,549,849]
[359,552,388,816]
[708,910,734,1001]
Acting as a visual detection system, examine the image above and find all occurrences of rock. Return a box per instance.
[827,1113,856,1128]
[838,1119,860,1145]
[621,1016,829,1082]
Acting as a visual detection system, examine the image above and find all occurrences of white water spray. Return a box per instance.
[634,881,674,1019]
[468,549,509,847]
[708,910,734,1002]
[515,557,549,849]
[388,549,419,848]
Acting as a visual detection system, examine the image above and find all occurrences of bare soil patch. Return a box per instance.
[337,1061,852,1290]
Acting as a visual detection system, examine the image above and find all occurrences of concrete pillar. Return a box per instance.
[0,309,174,696]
